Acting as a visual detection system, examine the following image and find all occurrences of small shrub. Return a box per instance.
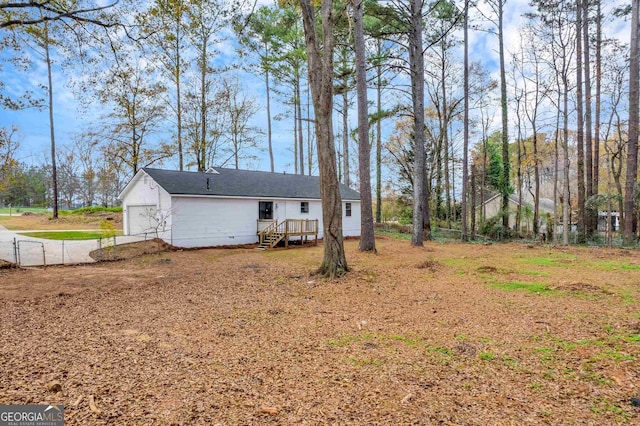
[100,219,117,238]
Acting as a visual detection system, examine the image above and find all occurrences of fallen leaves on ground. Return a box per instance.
[0,237,638,425]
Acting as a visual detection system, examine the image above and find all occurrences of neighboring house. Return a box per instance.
[474,191,555,232]
[118,168,361,248]
[597,211,620,232]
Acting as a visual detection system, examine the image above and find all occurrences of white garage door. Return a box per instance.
[128,205,157,236]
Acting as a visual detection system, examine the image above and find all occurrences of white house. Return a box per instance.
[118,167,362,248]
[475,191,555,233]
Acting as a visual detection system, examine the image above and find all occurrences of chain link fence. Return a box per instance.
[0,235,146,267]
[374,223,640,248]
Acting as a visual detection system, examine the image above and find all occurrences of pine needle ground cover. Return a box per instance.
[0,237,638,424]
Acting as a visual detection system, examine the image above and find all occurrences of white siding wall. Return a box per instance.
[170,197,261,247]
[121,174,172,239]
[280,199,361,239]
[342,200,361,237]
[168,197,361,248]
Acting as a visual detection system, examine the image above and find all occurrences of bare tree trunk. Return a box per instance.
[300,0,348,277]
[176,32,183,172]
[481,118,487,223]
[44,20,58,218]
[266,56,274,172]
[533,129,540,237]
[624,0,640,245]
[461,3,469,241]
[353,0,375,252]
[342,81,350,187]
[293,99,298,174]
[498,0,510,231]
[554,124,560,244]
[594,0,601,204]
[470,164,476,238]
[424,173,432,239]
[376,40,382,224]
[576,0,586,242]
[200,43,207,172]
[583,0,594,236]
[563,78,570,245]
[515,91,523,234]
[296,79,305,175]
[409,0,425,246]
[440,46,451,229]
[308,82,313,175]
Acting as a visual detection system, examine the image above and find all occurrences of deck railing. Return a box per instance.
[279,219,318,235]
[256,219,319,248]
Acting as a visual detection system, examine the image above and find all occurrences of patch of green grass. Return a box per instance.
[581,371,614,386]
[501,355,519,367]
[593,349,635,362]
[328,333,424,349]
[589,260,640,271]
[426,346,454,364]
[624,334,640,342]
[18,230,121,240]
[551,339,577,351]
[427,346,452,355]
[619,290,636,305]
[375,230,411,240]
[519,270,550,277]
[441,258,468,268]
[0,207,49,214]
[491,281,552,294]
[535,347,556,363]
[524,257,557,266]
[603,404,628,417]
[590,398,633,421]
[479,351,495,361]
[602,324,615,333]
[60,206,123,215]
[551,333,639,355]
[389,335,419,346]
[521,253,577,267]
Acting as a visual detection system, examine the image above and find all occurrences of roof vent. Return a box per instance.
[205,167,219,174]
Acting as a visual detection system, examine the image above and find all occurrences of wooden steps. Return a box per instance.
[256,219,318,250]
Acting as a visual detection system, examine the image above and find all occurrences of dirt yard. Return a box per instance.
[0,237,638,425]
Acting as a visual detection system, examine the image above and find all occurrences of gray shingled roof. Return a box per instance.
[142,168,361,200]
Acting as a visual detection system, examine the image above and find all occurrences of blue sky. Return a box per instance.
[0,0,631,179]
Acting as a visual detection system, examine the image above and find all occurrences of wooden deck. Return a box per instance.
[256,219,319,249]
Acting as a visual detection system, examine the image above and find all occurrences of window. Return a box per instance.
[259,201,273,220]
[300,202,309,214]
[345,202,352,217]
